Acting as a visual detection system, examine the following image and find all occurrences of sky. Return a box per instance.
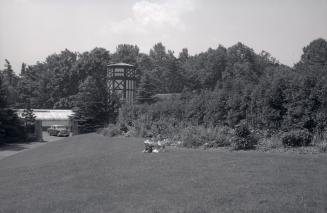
[0,0,327,73]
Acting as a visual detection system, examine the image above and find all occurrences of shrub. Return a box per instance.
[257,132,283,150]
[235,124,251,138]
[231,135,257,150]
[231,124,257,150]
[99,124,122,137]
[318,141,327,152]
[133,118,153,138]
[312,131,327,152]
[150,118,180,139]
[204,126,233,148]
[118,123,129,133]
[180,126,206,148]
[178,126,234,148]
[281,129,312,147]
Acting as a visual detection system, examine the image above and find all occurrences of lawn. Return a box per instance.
[0,133,326,213]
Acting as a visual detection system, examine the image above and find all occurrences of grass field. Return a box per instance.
[0,134,326,213]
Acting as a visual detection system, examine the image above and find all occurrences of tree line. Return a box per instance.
[1,38,327,135]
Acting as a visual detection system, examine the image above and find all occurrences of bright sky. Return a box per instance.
[1,0,327,73]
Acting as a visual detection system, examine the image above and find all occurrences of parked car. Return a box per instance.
[47,125,70,137]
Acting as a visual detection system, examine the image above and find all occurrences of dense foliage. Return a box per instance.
[0,74,26,143]
[116,39,327,148]
[281,129,312,147]
[1,38,327,139]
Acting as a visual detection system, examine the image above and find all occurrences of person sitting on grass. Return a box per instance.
[143,135,167,153]
[143,139,155,153]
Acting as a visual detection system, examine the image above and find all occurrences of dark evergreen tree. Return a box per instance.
[21,104,36,126]
[0,76,26,143]
[0,60,19,107]
[136,72,156,103]
[73,76,120,133]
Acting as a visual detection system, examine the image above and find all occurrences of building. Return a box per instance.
[107,62,136,104]
[16,109,74,130]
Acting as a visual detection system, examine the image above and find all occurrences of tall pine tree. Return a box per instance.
[73,76,120,133]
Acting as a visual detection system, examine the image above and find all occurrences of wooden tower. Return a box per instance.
[107,63,136,104]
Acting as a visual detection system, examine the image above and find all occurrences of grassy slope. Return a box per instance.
[0,134,326,213]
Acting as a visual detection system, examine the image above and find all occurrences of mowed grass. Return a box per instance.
[0,134,326,213]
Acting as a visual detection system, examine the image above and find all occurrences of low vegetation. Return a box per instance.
[99,119,327,153]
[281,129,312,147]
[230,124,258,150]
[97,124,122,137]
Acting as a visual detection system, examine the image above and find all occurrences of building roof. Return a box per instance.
[15,109,74,121]
[107,62,134,67]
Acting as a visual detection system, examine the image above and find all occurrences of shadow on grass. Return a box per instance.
[0,143,28,151]
[0,140,48,152]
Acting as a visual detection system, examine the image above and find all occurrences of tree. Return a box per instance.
[112,44,140,64]
[21,105,36,126]
[136,72,156,103]
[178,48,189,62]
[46,49,78,108]
[0,76,26,143]
[0,60,19,106]
[20,63,27,76]
[295,38,327,79]
[73,76,120,133]
[150,43,167,64]
[0,74,7,108]
[147,43,185,93]
[298,38,327,67]
[74,47,110,85]
[16,62,54,108]
[181,45,227,90]
[21,104,36,134]
[2,59,16,85]
[223,42,257,83]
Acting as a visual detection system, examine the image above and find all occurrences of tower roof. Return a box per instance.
[107,62,134,67]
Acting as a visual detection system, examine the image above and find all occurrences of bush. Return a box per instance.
[99,124,122,137]
[204,126,233,148]
[235,124,251,138]
[178,126,233,148]
[318,141,327,152]
[257,132,283,150]
[231,135,257,150]
[151,118,186,139]
[281,129,312,147]
[180,126,206,148]
[312,131,327,152]
[133,118,153,138]
[231,124,257,150]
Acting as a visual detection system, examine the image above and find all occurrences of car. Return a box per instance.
[47,125,70,137]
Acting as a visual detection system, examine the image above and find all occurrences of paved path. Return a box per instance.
[0,132,68,160]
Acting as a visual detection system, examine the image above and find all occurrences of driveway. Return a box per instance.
[0,131,68,160]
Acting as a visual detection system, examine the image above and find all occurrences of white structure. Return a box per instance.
[16,109,74,128]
